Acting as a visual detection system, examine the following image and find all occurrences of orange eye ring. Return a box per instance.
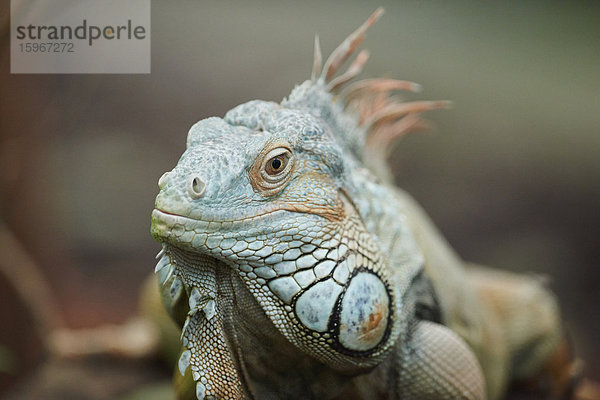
[249,144,295,196]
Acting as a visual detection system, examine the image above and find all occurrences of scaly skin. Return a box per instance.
[151,9,571,400]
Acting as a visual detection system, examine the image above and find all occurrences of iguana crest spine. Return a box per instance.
[284,8,449,181]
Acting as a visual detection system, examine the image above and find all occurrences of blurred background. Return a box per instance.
[1,1,598,399]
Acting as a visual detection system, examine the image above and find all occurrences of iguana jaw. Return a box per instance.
[151,207,329,255]
[153,208,280,250]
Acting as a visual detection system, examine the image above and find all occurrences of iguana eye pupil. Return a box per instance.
[271,158,282,170]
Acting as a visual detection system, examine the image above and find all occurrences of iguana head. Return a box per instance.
[151,8,447,374]
[152,99,348,250]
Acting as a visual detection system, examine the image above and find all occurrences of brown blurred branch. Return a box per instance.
[577,380,600,400]
[0,222,62,343]
[49,317,159,360]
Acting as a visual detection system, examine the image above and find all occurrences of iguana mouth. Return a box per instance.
[151,207,314,253]
[152,208,291,233]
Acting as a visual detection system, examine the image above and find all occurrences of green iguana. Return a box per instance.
[150,8,580,400]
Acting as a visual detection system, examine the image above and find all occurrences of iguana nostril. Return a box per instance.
[187,175,206,199]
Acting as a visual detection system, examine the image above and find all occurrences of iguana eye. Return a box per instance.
[265,150,290,176]
[249,144,294,196]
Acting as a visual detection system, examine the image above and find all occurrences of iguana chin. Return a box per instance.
[151,8,578,400]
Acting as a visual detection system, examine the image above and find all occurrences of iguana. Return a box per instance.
[150,9,580,400]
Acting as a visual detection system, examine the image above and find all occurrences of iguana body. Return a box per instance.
[151,9,575,400]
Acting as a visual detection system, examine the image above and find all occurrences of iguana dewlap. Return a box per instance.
[151,9,576,400]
